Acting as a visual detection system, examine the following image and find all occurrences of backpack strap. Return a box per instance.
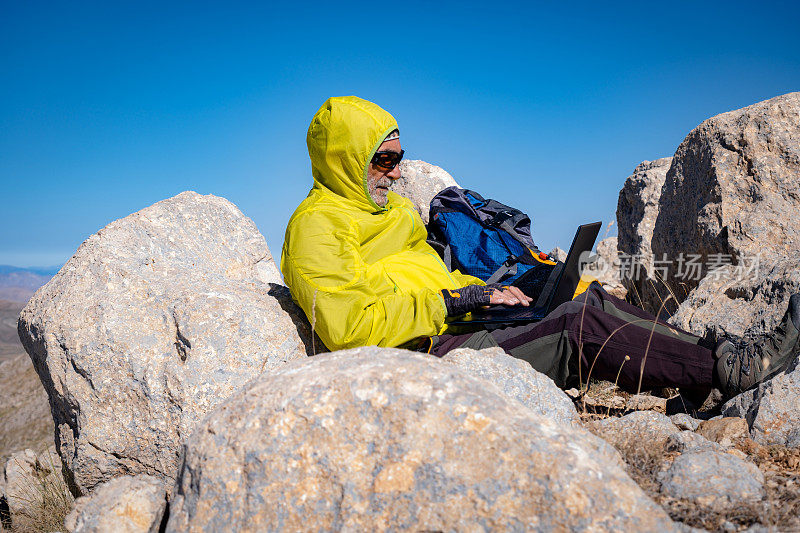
[497,217,540,254]
[443,244,453,271]
[534,262,565,308]
[486,258,519,284]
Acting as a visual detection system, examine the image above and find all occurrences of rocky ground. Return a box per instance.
[579,381,800,531]
[3,92,800,532]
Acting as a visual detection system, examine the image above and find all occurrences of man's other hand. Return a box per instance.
[489,286,533,307]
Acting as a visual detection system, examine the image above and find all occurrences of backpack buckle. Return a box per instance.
[491,211,514,227]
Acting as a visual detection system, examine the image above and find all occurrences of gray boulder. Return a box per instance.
[669,413,700,432]
[438,347,579,425]
[167,348,678,531]
[624,393,667,411]
[721,356,800,447]
[658,448,764,508]
[590,410,680,449]
[695,417,749,448]
[18,192,308,495]
[665,431,721,453]
[667,257,800,341]
[64,474,166,533]
[549,246,567,262]
[616,157,673,312]
[651,92,800,313]
[394,159,458,223]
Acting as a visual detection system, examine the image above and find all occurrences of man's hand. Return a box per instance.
[489,285,532,307]
[440,284,533,317]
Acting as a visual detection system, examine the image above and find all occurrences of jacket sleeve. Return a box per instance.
[281,211,448,351]
[451,270,485,287]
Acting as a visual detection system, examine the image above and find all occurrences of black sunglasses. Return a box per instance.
[371,149,404,170]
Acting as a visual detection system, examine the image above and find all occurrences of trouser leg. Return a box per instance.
[432,282,716,393]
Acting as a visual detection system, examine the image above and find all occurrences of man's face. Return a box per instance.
[366,137,402,207]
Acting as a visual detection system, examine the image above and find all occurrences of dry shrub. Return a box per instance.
[4,449,74,533]
[587,423,675,494]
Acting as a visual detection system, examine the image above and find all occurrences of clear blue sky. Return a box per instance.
[2,1,799,268]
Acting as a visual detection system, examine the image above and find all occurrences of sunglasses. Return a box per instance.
[371,150,404,170]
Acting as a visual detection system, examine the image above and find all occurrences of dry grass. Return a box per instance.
[3,449,74,533]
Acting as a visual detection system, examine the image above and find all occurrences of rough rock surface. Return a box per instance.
[667,258,800,341]
[721,356,800,447]
[590,411,680,448]
[696,417,749,447]
[394,159,458,223]
[665,430,720,453]
[549,246,567,262]
[624,393,667,412]
[438,347,580,425]
[64,474,166,533]
[3,447,69,520]
[17,192,308,495]
[669,413,700,432]
[658,448,764,508]
[168,348,677,531]
[616,157,673,312]
[651,92,800,311]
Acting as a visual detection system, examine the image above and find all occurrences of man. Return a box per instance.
[281,96,800,401]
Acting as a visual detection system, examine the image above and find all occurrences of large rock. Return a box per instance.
[590,411,680,449]
[394,159,458,223]
[438,347,579,425]
[667,257,800,341]
[665,430,721,453]
[658,447,764,508]
[721,355,800,447]
[64,474,166,533]
[617,158,673,262]
[695,417,749,448]
[18,192,308,495]
[167,348,677,531]
[669,413,700,431]
[616,157,672,312]
[651,93,800,313]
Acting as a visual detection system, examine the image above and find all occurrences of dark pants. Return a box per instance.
[431,283,716,394]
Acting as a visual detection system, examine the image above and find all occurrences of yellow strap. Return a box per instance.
[572,275,597,299]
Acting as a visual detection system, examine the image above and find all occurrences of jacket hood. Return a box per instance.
[307,96,398,212]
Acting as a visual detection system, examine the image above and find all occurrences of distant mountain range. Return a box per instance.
[0,264,61,278]
[0,265,60,303]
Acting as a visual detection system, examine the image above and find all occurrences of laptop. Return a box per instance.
[449,221,602,325]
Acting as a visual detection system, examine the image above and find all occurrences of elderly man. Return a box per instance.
[281,96,799,401]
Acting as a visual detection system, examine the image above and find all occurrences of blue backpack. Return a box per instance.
[427,187,559,297]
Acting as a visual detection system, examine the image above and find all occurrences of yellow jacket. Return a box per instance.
[281,96,483,351]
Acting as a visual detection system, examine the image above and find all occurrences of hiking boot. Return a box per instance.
[714,293,800,399]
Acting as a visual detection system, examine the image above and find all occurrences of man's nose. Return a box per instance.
[387,165,402,180]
